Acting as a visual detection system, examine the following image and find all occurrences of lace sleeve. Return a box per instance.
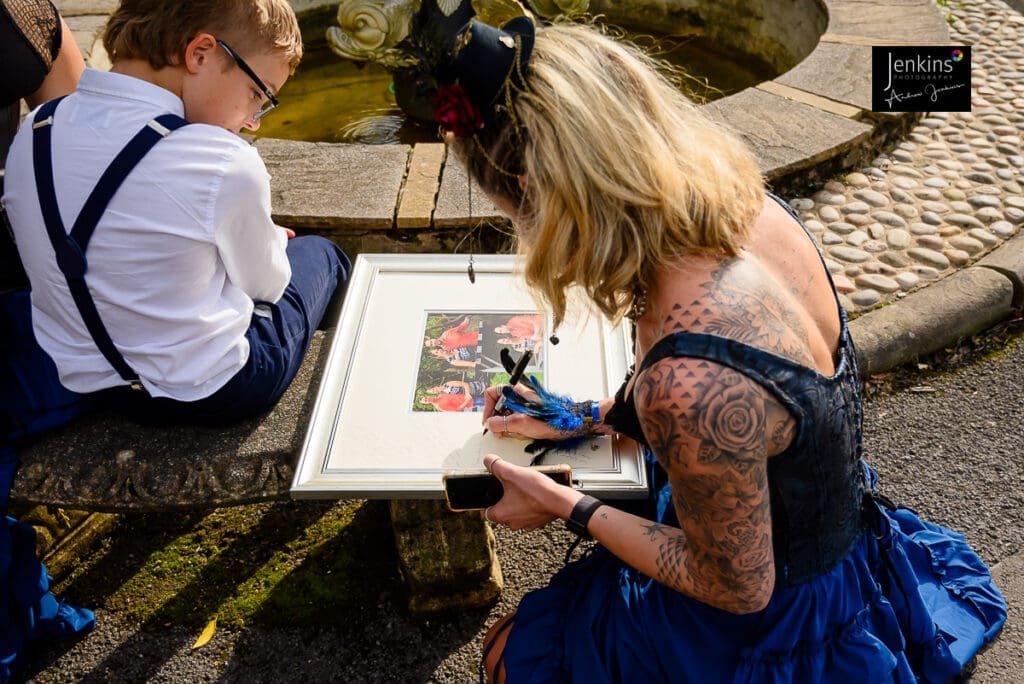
[0,0,61,106]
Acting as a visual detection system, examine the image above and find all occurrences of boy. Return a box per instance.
[2,0,349,424]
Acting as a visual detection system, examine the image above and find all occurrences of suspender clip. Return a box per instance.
[147,120,172,137]
[32,116,54,129]
[128,379,145,392]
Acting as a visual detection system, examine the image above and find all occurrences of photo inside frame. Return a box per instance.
[413,311,545,413]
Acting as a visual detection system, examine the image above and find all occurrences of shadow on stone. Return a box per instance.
[244,500,401,626]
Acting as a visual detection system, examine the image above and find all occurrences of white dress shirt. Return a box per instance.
[3,69,291,400]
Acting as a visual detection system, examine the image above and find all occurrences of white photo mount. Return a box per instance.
[291,254,648,500]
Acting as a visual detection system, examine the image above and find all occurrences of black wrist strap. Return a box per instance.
[565,495,603,540]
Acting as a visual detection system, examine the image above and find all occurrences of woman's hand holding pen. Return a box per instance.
[482,383,571,440]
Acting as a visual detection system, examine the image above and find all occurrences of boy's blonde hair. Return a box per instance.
[104,0,303,72]
[451,23,764,327]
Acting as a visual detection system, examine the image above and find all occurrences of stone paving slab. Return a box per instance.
[756,80,862,120]
[822,0,951,45]
[256,139,409,230]
[56,0,117,16]
[775,42,873,112]
[397,143,446,229]
[64,14,108,62]
[701,87,873,181]
[434,153,502,228]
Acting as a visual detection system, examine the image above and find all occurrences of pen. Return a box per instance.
[483,349,533,435]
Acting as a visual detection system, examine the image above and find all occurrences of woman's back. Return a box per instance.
[635,195,841,385]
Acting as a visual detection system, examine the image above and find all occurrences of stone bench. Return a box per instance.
[9,329,503,613]
[10,331,331,512]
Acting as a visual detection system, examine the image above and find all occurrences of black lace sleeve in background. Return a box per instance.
[0,0,62,108]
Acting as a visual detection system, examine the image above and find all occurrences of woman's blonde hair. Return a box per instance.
[451,23,764,327]
[104,0,303,72]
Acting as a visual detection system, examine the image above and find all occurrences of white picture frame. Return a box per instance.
[291,254,648,499]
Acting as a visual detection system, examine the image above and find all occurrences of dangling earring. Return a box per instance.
[454,223,480,284]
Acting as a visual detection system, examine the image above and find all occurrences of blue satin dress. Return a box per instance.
[496,200,1006,682]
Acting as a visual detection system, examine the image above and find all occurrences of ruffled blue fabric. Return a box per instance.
[501,464,1006,682]
[0,446,96,682]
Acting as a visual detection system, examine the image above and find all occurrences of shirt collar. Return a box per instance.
[76,68,186,118]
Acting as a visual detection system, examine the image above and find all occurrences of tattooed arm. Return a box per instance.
[484,355,779,613]
[483,354,785,614]
[584,358,775,613]
[630,357,775,612]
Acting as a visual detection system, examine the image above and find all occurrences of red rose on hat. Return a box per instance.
[433,83,484,138]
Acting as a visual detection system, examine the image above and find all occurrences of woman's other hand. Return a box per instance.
[481,455,580,531]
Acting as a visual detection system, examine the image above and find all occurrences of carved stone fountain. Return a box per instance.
[325,0,588,70]
[324,0,588,121]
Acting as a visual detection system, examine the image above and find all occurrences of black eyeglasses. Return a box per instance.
[216,38,279,121]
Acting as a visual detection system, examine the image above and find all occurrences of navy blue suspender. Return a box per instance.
[31,97,189,390]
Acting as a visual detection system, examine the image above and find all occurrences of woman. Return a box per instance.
[425,316,481,352]
[432,17,1006,683]
[494,314,542,342]
[2,0,88,439]
[1,0,84,165]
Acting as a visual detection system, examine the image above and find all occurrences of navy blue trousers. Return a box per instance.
[111,235,350,424]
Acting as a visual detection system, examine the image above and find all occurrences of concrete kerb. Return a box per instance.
[849,220,1024,378]
[849,265,1018,377]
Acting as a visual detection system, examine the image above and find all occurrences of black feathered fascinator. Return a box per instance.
[393,2,536,138]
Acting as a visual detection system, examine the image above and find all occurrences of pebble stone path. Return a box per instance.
[786,0,1024,314]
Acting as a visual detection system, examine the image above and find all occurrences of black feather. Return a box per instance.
[392,0,477,120]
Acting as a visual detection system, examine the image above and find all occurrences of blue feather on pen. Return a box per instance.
[499,375,585,434]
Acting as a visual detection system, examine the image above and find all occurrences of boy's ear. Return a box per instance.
[184,33,218,74]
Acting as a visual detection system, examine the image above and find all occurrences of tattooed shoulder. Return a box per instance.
[658,259,815,369]
[634,356,770,470]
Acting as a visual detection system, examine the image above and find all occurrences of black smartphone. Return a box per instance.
[442,465,573,511]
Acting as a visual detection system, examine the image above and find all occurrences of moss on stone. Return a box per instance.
[54,500,400,630]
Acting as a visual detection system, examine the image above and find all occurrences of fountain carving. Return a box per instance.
[326,0,589,69]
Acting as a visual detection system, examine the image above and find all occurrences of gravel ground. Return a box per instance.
[12,333,1024,682]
